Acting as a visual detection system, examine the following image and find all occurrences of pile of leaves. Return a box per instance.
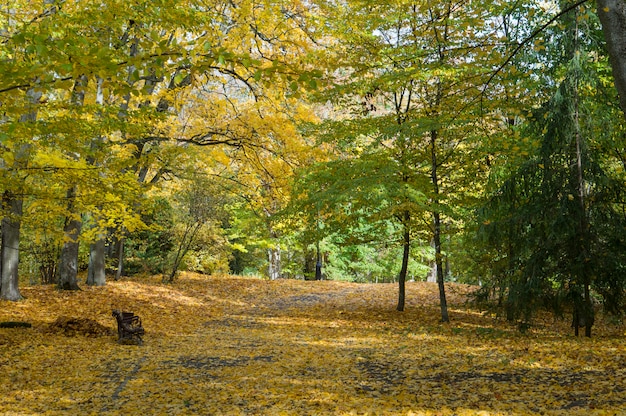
[1,273,625,415]
[47,316,115,337]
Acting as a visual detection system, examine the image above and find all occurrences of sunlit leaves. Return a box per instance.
[1,273,625,414]
[0,0,325,287]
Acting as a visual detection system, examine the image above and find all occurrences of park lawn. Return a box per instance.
[1,273,625,415]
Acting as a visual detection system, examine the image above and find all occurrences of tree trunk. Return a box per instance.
[57,76,88,291]
[397,215,410,312]
[315,241,322,280]
[85,78,106,287]
[433,211,449,322]
[430,130,450,323]
[0,193,23,301]
[268,246,281,280]
[86,238,106,286]
[597,0,626,118]
[115,238,124,281]
[426,265,434,282]
[0,88,41,300]
[57,187,82,291]
[583,282,594,337]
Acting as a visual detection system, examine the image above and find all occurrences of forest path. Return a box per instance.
[1,273,625,415]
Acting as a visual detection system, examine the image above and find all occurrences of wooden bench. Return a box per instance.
[112,310,144,345]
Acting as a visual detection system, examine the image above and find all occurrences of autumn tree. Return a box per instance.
[1,1,151,291]
[163,175,229,283]
[0,0,55,299]
[0,89,41,300]
[294,0,510,319]
[1,0,321,293]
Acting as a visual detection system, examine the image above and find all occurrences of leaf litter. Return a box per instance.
[1,272,625,415]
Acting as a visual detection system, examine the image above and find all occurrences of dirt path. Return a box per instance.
[1,275,625,415]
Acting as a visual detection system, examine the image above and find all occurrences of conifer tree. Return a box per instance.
[475,1,626,336]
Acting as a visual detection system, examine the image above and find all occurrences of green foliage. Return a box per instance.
[2,0,626,339]
[224,201,272,277]
[124,197,175,275]
[165,177,232,281]
[473,15,626,329]
[321,235,432,283]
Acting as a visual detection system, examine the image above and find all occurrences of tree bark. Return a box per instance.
[57,76,88,291]
[268,246,281,280]
[397,214,410,312]
[85,77,107,287]
[433,211,449,322]
[597,0,626,118]
[86,238,106,286]
[0,143,30,301]
[314,241,322,280]
[0,88,41,300]
[430,130,450,323]
[1,193,23,301]
[57,187,82,291]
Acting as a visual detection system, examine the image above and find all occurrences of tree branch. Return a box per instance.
[481,0,591,110]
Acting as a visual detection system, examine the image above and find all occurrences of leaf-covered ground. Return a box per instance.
[1,273,625,415]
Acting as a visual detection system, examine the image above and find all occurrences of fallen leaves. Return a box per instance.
[0,273,625,415]
[47,316,114,337]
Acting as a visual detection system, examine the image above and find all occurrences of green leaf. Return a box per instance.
[174,72,185,85]
[130,69,140,82]
[63,61,75,71]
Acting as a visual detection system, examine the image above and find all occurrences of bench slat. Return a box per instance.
[112,310,144,345]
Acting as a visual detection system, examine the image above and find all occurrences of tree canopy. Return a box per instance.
[2,0,626,336]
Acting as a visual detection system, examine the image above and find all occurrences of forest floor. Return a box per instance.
[1,273,625,415]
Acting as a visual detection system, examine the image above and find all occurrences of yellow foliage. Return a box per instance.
[1,273,625,415]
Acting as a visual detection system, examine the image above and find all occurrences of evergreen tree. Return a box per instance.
[474,2,626,336]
